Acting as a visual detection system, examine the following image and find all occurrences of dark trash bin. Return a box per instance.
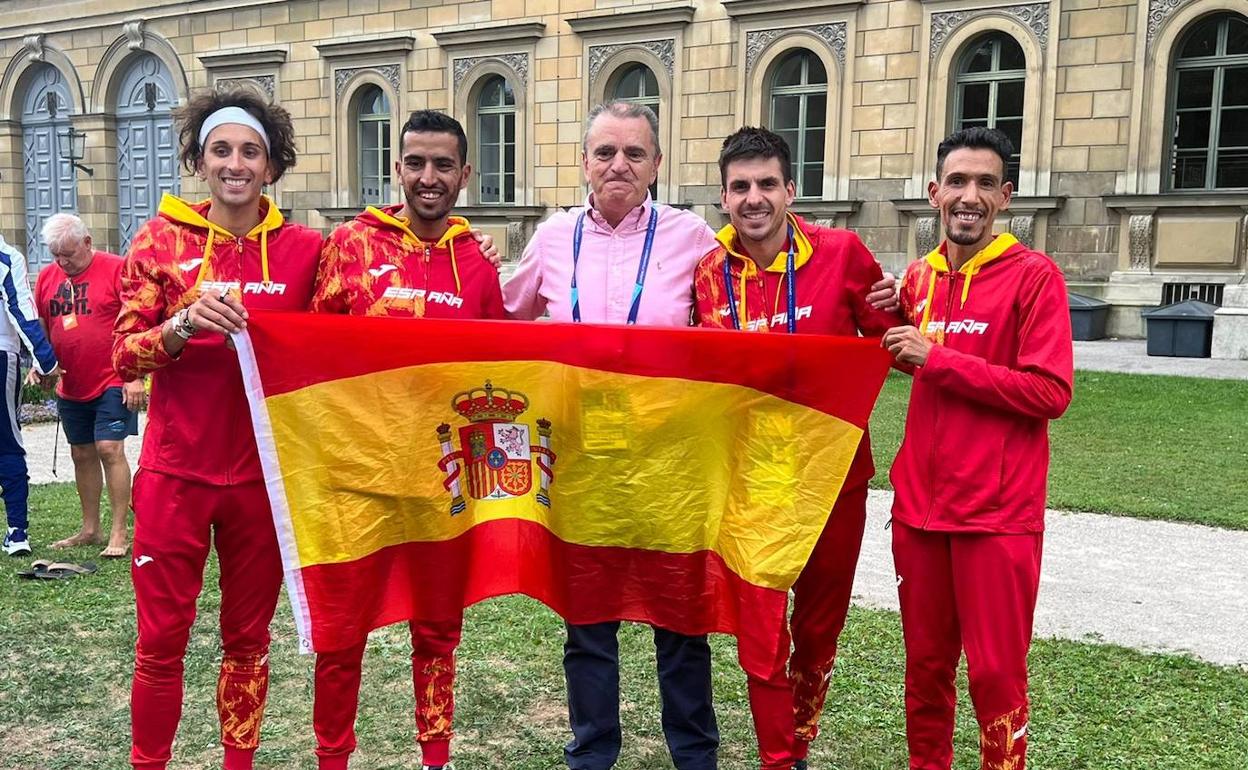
[1141,300,1216,358]
[1068,293,1109,340]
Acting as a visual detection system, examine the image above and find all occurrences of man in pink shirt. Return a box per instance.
[505,101,719,770]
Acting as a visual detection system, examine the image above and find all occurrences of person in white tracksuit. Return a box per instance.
[0,234,60,556]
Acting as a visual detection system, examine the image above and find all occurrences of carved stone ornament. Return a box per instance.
[334,64,401,100]
[1127,213,1155,271]
[506,221,525,260]
[218,75,276,100]
[745,23,847,74]
[124,19,147,51]
[20,34,46,63]
[929,3,1049,59]
[453,53,530,89]
[1147,0,1195,44]
[1009,214,1035,248]
[1242,213,1248,266]
[916,216,941,256]
[587,39,675,85]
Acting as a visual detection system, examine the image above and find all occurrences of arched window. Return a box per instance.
[1168,13,1248,190]
[768,50,827,198]
[477,75,516,204]
[611,63,661,199]
[356,86,391,205]
[613,64,660,113]
[953,33,1025,187]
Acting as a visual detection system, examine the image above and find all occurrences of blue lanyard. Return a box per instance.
[722,223,798,333]
[571,207,659,325]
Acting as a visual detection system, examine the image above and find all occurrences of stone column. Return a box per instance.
[0,120,25,247]
[72,112,120,253]
[1103,206,1160,338]
[1211,284,1248,360]
[1211,213,1248,359]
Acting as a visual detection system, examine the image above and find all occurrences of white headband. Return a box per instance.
[198,106,270,152]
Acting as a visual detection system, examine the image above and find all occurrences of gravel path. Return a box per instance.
[855,490,1248,669]
[21,414,144,485]
[1075,339,1248,380]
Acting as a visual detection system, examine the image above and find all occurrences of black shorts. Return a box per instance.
[58,387,139,445]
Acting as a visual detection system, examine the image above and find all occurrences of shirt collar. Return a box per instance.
[584,193,653,232]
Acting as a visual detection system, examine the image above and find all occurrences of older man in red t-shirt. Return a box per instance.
[35,213,144,558]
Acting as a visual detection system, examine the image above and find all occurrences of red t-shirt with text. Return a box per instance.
[35,251,126,401]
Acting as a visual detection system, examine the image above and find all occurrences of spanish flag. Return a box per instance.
[236,311,890,677]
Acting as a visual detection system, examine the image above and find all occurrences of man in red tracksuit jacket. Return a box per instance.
[309,109,503,770]
[693,126,901,770]
[882,127,1073,770]
[113,89,323,770]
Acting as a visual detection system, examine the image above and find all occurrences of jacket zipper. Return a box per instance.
[921,271,959,529]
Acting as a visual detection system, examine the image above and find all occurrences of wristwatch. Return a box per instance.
[168,308,197,340]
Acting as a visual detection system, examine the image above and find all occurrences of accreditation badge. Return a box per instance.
[61,313,78,330]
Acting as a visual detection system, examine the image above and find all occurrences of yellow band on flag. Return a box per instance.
[236,311,892,674]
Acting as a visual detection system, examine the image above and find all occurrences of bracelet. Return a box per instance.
[169,308,197,340]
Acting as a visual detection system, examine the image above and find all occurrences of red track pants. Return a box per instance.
[313,619,462,769]
[746,484,869,769]
[891,521,1042,770]
[129,469,283,770]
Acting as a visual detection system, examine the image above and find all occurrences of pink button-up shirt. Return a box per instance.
[503,196,716,326]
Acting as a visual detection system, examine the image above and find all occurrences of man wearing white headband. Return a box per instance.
[113,88,323,770]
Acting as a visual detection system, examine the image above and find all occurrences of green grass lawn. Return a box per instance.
[868,370,1248,529]
[2,485,1247,769]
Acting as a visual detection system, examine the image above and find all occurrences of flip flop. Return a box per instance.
[33,561,99,580]
[16,559,53,580]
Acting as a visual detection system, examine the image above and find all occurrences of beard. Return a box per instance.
[946,227,984,246]
[404,187,454,223]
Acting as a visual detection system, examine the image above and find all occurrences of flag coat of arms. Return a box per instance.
[236,312,891,678]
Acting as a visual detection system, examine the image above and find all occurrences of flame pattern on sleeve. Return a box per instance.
[310,228,355,315]
[692,247,730,329]
[112,219,198,381]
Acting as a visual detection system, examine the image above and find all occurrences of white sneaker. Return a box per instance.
[3,527,31,556]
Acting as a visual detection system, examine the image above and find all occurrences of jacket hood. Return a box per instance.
[357,204,474,296]
[358,204,473,248]
[714,212,814,275]
[157,193,285,288]
[918,233,1023,336]
[158,193,285,237]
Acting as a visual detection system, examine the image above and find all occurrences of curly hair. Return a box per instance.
[175,87,298,181]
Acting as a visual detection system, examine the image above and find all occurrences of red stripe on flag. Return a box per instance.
[246,311,889,426]
[297,517,789,678]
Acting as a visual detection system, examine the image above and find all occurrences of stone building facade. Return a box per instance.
[1,0,1245,336]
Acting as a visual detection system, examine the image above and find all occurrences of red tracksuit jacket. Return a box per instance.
[112,194,322,485]
[311,205,504,319]
[692,214,901,490]
[891,233,1074,533]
